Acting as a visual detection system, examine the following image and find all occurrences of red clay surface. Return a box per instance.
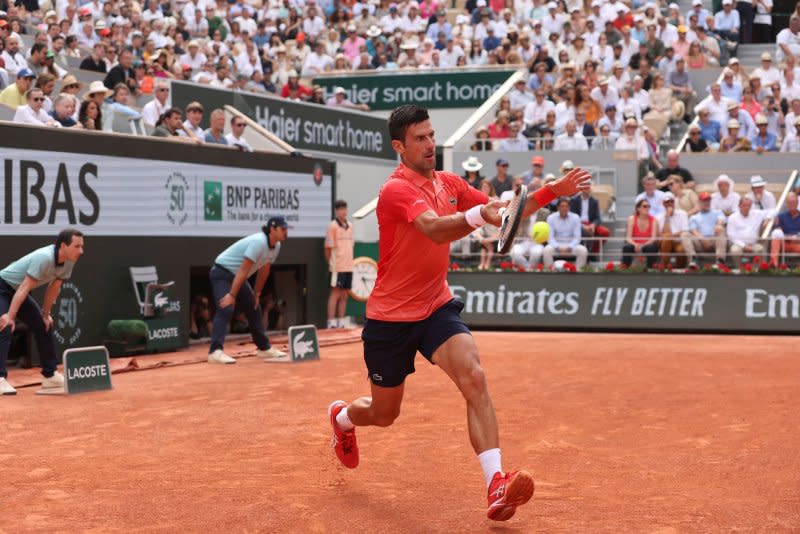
[2,332,799,533]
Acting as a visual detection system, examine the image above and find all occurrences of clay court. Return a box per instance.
[3,331,799,533]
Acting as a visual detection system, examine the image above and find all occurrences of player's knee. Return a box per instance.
[372,407,400,427]
[457,362,488,401]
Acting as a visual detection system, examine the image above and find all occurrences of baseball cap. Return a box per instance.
[16,68,35,79]
[532,155,545,165]
[496,158,510,166]
[561,159,574,170]
[267,216,289,229]
[698,191,712,201]
[662,192,675,203]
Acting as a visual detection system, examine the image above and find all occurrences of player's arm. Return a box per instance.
[521,168,591,218]
[218,258,255,308]
[0,275,38,333]
[413,199,507,244]
[41,278,63,332]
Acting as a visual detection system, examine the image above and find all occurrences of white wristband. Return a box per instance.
[464,204,486,228]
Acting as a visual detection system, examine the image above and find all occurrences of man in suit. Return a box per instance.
[103,49,138,93]
[569,181,610,261]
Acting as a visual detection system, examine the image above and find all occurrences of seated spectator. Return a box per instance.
[281,70,312,100]
[80,42,108,73]
[152,108,187,138]
[746,175,776,211]
[643,73,676,138]
[656,149,695,190]
[696,108,722,148]
[780,116,800,152]
[1,35,26,75]
[711,174,740,217]
[722,100,756,140]
[34,74,57,113]
[636,173,666,217]
[190,294,213,339]
[510,217,544,270]
[543,198,589,269]
[739,85,763,120]
[490,159,513,197]
[476,179,499,270]
[141,79,171,125]
[204,109,229,145]
[553,119,589,150]
[668,57,695,115]
[225,117,253,152]
[0,68,35,108]
[108,83,142,121]
[592,123,618,150]
[727,196,771,267]
[497,121,529,151]
[461,157,483,189]
[569,181,610,260]
[50,94,80,128]
[471,126,493,151]
[13,88,58,127]
[750,114,778,152]
[770,193,800,266]
[104,49,137,93]
[622,198,660,268]
[520,155,545,188]
[719,119,752,152]
[488,110,511,139]
[326,86,370,111]
[180,101,205,140]
[656,192,693,267]
[685,123,710,152]
[79,99,103,130]
[668,175,700,216]
[689,191,727,264]
[776,16,800,63]
[615,118,649,175]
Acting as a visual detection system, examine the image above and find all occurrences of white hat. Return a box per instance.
[400,39,420,50]
[462,156,484,172]
[94,19,107,30]
[591,0,602,6]
[761,52,772,61]
[662,191,675,203]
[560,159,574,170]
[346,23,357,32]
[729,57,740,65]
[668,2,679,9]
[456,14,469,24]
[84,80,113,99]
[366,25,381,37]
[692,0,702,5]
[715,174,734,188]
[755,113,768,125]
[334,86,345,94]
[722,0,732,5]
[547,1,557,8]
[287,69,299,77]
[750,175,766,187]
[727,118,740,129]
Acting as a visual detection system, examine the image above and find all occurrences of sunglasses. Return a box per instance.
[157,88,169,92]
[188,108,203,113]
[641,204,650,208]
[234,123,246,128]
[32,97,45,102]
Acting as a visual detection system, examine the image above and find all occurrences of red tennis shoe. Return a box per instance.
[328,400,359,469]
[486,470,535,521]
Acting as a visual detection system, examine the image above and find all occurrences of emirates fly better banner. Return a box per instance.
[0,147,332,237]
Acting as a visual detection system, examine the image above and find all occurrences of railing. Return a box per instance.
[676,69,727,153]
[451,234,794,271]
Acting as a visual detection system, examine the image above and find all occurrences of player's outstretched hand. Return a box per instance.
[548,168,592,197]
[480,199,510,227]
[0,313,15,334]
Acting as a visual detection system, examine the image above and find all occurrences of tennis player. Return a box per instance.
[327,105,591,521]
[0,229,85,395]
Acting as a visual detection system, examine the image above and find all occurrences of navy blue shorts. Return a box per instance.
[361,299,471,388]
[331,272,353,289]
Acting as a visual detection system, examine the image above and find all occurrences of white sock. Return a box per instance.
[327,319,337,328]
[337,317,346,328]
[335,406,355,431]
[478,448,503,488]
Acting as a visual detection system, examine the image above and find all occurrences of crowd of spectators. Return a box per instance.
[454,152,800,271]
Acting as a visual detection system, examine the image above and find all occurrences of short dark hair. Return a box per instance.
[557,197,570,207]
[334,199,347,209]
[31,42,47,55]
[388,105,429,142]
[56,229,83,250]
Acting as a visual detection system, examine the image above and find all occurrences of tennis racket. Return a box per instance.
[496,184,528,254]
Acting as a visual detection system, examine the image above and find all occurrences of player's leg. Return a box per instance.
[424,304,533,521]
[328,318,417,468]
[15,294,61,386]
[207,266,236,362]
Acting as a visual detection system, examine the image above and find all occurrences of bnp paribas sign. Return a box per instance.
[313,69,517,110]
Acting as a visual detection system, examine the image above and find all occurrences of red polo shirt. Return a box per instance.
[366,164,488,322]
